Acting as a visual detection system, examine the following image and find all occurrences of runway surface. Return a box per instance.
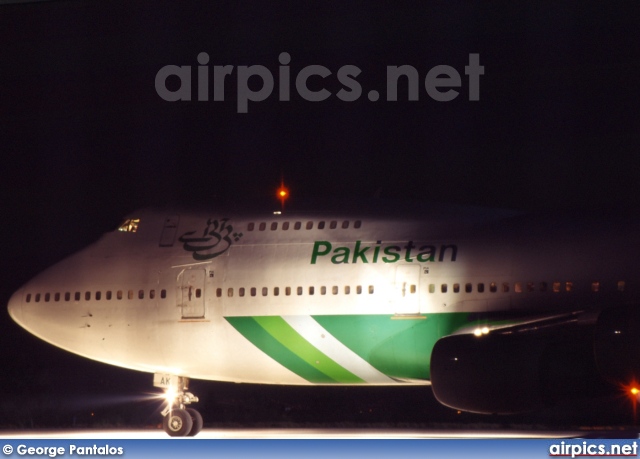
[1,427,634,439]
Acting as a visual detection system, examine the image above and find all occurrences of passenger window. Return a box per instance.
[332,286,338,295]
[54,292,61,302]
[318,221,325,229]
[139,290,144,299]
[282,222,289,230]
[105,291,112,300]
[306,221,313,230]
[429,284,435,293]
[369,285,374,294]
[117,218,140,233]
[85,292,91,301]
[342,221,349,229]
[26,294,31,303]
[565,281,573,292]
[248,222,255,231]
[489,282,497,293]
[228,288,233,297]
[527,282,534,293]
[330,221,337,229]
[356,285,362,294]
[552,282,561,293]
[35,293,41,302]
[250,287,256,297]
[345,286,350,294]
[262,287,268,296]
[441,284,447,293]
[618,281,626,292]
[128,290,134,300]
[259,222,266,231]
[285,287,291,296]
[215,288,222,298]
[354,220,362,229]
[410,284,417,294]
[294,222,301,230]
[239,287,245,297]
[465,283,472,293]
[95,291,101,301]
[116,291,122,300]
[453,283,460,293]
[45,293,50,302]
[161,289,167,299]
[591,281,600,292]
[502,283,510,293]
[309,286,315,295]
[149,290,155,299]
[539,282,548,292]
[195,289,201,298]
[274,287,279,296]
[477,283,485,293]
[321,286,327,295]
[515,282,522,293]
[271,222,278,231]
[297,286,303,295]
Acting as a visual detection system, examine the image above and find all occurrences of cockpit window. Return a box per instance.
[118,219,140,233]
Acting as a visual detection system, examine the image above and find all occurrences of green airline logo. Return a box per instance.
[310,240,458,264]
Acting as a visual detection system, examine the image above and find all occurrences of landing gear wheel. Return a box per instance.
[186,408,203,436]
[163,408,193,437]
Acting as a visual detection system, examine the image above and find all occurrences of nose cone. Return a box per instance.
[7,289,24,327]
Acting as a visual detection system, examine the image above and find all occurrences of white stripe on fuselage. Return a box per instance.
[282,315,396,384]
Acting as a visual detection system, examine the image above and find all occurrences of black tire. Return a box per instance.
[186,408,203,436]
[163,408,193,437]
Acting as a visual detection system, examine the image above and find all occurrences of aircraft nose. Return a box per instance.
[7,289,24,326]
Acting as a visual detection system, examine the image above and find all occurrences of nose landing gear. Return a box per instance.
[154,373,202,437]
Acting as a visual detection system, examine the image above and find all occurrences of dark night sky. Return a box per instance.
[2,1,640,429]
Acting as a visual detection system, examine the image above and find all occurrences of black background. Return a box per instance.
[1,1,640,429]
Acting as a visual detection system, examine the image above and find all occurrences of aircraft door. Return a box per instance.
[394,264,420,315]
[178,268,206,319]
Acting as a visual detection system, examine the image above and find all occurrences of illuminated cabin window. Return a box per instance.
[239,288,245,297]
[282,222,289,230]
[309,286,315,295]
[515,282,522,293]
[368,285,374,294]
[262,287,268,296]
[318,221,325,229]
[332,286,339,295]
[138,290,144,299]
[429,284,435,293]
[354,220,362,229]
[26,294,31,303]
[35,293,41,302]
[118,219,140,233]
[330,221,337,229]
[216,288,222,298]
[161,289,166,299]
[128,290,134,300]
[274,287,279,296]
[247,222,255,231]
[591,281,600,292]
[321,286,327,295]
[45,293,50,302]
[105,291,111,300]
[54,293,60,302]
[453,283,460,293]
[116,291,122,300]
[342,221,349,229]
[356,285,362,294]
[477,283,485,293]
[285,287,291,296]
[344,286,350,295]
[527,282,535,293]
[297,286,303,295]
[95,291,101,301]
[441,284,447,293]
[271,222,278,231]
[502,283,510,293]
[410,284,417,294]
[149,290,155,299]
[85,292,91,301]
[489,282,497,293]
[250,287,256,297]
[552,282,560,293]
[565,281,573,292]
[618,281,626,292]
[228,288,233,297]
[465,283,472,293]
[195,289,201,298]
[306,221,313,230]
[259,222,266,231]
[294,222,301,230]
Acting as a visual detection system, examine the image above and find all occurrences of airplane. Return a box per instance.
[7,203,640,436]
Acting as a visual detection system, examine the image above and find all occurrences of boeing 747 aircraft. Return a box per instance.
[7,204,640,435]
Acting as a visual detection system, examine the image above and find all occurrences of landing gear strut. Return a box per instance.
[154,373,202,437]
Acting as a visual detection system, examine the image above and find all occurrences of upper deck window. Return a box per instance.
[118,219,140,233]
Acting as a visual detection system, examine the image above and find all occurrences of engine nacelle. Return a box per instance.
[431,320,607,414]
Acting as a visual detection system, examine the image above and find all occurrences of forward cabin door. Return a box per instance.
[394,264,420,315]
[178,268,206,319]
